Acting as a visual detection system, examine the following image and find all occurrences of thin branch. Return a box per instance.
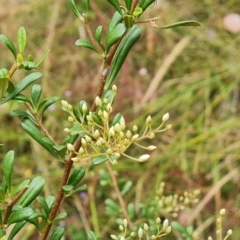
[130,0,140,14]
[106,162,133,228]
[3,186,29,224]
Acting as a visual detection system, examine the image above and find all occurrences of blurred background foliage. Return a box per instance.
[0,0,240,239]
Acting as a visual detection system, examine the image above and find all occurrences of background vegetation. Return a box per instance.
[0,0,240,239]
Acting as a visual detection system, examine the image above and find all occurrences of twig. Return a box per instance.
[3,186,29,224]
[106,162,133,228]
[130,0,139,14]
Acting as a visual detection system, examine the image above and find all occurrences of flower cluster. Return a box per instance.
[156,182,200,217]
[110,218,171,240]
[208,209,233,240]
[62,85,171,165]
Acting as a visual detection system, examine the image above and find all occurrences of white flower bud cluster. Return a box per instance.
[62,87,171,165]
[156,184,201,217]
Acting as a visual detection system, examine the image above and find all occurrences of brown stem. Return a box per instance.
[106,162,133,228]
[8,62,18,78]
[40,139,82,240]
[130,0,139,14]
[135,17,159,24]
[3,186,29,225]
[83,15,103,54]
[41,13,127,239]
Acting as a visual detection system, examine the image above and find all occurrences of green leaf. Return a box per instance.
[38,96,60,116]
[12,94,32,104]
[20,118,60,159]
[18,27,27,54]
[68,0,82,19]
[46,195,56,210]
[121,180,133,195]
[8,221,26,240]
[123,14,135,28]
[0,186,5,202]
[35,49,51,67]
[8,207,33,225]
[75,39,97,53]
[50,226,65,240]
[138,0,155,12]
[110,113,123,126]
[0,68,9,101]
[3,150,14,193]
[87,231,101,240]
[159,20,201,29]
[105,25,142,90]
[0,230,6,238]
[11,179,30,196]
[31,84,42,108]
[10,110,35,122]
[62,185,74,192]
[95,26,103,45]
[1,72,43,104]
[171,221,188,234]
[0,34,17,58]
[108,11,123,33]
[92,155,108,165]
[101,89,117,108]
[65,184,87,197]
[28,54,34,62]
[19,61,35,70]
[37,196,50,215]
[18,176,45,207]
[124,0,133,11]
[68,167,85,187]
[52,212,67,223]
[133,7,143,18]
[27,212,42,230]
[106,23,127,53]
[85,0,90,11]
[107,0,122,15]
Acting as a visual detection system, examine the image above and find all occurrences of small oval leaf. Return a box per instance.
[17,27,27,54]
[75,39,97,52]
[68,0,82,19]
[68,167,85,187]
[52,212,67,223]
[3,150,14,193]
[18,176,45,207]
[95,26,103,45]
[159,20,201,29]
[92,155,108,165]
[0,34,17,58]
[8,208,33,225]
[50,226,65,240]
[1,72,43,104]
[31,84,42,108]
[106,23,127,53]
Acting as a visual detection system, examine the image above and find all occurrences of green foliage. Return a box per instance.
[1,0,231,240]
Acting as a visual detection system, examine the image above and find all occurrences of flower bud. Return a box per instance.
[131,134,139,141]
[67,143,74,152]
[138,154,150,162]
[112,85,117,91]
[95,96,102,107]
[68,116,74,122]
[146,115,152,125]
[163,219,169,230]
[147,145,157,151]
[220,209,226,216]
[133,125,138,132]
[138,227,143,238]
[162,112,169,122]
[143,223,149,232]
[61,100,69,108]
[123,218,128,228]
[110,235,117,240]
